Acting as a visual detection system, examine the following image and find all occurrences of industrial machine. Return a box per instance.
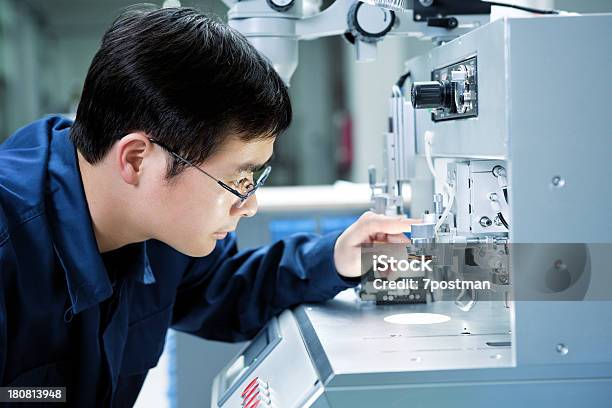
[211,2,612,406]
[220,0,492,84]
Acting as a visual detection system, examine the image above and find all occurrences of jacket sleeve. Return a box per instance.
[170,231,359,342]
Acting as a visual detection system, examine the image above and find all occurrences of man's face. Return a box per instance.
[149,136,275,257]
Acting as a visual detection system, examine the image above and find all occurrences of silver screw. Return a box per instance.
[419,0,434,6]
[556,343,569,355]
[492,165,506,178]
[479,216,492,227]
[551,176,565,188]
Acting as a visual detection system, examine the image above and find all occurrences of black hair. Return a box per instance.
[70,5,291,177]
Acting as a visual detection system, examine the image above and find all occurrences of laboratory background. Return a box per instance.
[1,0,611,407]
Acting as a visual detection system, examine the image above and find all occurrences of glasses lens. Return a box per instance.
[240,166,271,197]
[254,166,271,185]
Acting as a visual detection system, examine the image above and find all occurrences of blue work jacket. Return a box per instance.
[0,116,356,406]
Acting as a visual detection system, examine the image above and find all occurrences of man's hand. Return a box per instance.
[334,211,420,278]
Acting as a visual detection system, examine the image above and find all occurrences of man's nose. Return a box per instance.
[231,193,258,218]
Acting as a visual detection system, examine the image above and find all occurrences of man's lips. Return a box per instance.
[212,230,234,239]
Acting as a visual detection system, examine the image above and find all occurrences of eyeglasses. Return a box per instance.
[149,138,271,207]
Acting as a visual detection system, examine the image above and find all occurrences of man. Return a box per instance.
[0,6,414,406]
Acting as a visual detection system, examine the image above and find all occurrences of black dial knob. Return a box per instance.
[411,80,452,109]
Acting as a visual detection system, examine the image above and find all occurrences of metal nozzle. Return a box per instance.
[433,193,444,215]
[368,166,377,189]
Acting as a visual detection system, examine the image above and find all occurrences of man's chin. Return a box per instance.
[168,236,218,258]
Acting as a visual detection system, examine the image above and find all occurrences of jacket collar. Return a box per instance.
[45,118,155,315]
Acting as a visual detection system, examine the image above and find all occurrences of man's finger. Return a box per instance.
[386,233,411,244]
[373,232,387,242]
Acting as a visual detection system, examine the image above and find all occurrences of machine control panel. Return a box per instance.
[217,320,282,406]
[411,56,478,121]
[241,377,272,407]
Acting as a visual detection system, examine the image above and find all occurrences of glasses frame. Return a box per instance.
[148,138,271,204]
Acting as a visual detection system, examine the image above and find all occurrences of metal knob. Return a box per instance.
[411,80,452,109]
[411,223,435,243]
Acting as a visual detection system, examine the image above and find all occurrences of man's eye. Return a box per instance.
[232,177,252,189]
[240,177,254,188]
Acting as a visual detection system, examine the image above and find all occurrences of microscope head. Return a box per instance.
[228,17,299,86]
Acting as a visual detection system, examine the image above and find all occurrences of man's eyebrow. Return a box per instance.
[235,154,274,173]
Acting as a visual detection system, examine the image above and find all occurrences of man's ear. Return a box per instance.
[116,133,152,186]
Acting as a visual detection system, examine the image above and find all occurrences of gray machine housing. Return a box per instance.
[408,13,612,369]
[212,14,612,408]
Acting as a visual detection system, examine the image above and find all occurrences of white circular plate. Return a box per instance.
[383,313,451,325]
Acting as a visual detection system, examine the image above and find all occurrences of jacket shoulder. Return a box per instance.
[0,116,70,242]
